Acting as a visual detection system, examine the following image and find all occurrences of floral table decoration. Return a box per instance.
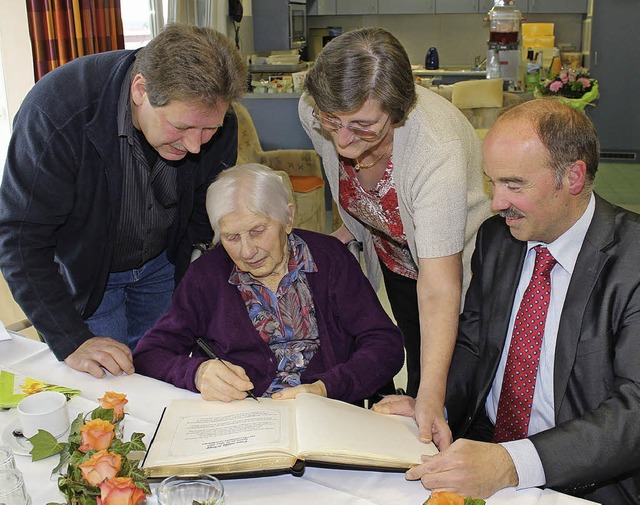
[28,392,149,505]
[535,68,599,112]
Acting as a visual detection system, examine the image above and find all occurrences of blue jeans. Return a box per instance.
[84,251,175,350]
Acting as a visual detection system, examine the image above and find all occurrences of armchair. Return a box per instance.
[233,102,326,233]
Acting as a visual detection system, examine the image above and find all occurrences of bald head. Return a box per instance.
[488,99,600,189]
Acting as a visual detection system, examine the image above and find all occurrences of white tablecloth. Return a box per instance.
[0,333,597,505]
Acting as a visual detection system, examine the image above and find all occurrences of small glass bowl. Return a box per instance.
[157,473,225,505]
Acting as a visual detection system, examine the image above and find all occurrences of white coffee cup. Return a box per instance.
[17,391,69,439]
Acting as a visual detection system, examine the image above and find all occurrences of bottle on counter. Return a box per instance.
[525,48,541,92]
[549,47,562,76]
[487,46,502,79]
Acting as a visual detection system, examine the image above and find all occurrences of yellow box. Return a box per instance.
[522,23,555,36]
[522,35,555,48]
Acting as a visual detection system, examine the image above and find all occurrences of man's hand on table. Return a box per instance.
[64,337,134,378]
[373,395,519,498]
[195,359,255,401]
[407,439,518,499]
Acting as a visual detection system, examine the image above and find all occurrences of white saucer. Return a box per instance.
[2,418,70,457]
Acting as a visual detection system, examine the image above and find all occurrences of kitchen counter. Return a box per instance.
[412,67,486,77]
[412,65,486,84]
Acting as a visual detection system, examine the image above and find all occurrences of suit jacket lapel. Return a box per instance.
[477,235,527,408]
[554,195,614,416]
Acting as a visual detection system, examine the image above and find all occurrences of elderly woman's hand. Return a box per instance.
[272,380,327,400]
[195,359,256,402]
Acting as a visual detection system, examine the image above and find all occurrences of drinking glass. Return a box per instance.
[0,444,16,470]
[0,468,31,505]
[157,473,225,505]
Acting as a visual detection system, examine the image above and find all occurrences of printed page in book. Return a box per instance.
[143,397,299,477]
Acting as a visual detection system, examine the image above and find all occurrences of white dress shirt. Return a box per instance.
[485,194,595,489]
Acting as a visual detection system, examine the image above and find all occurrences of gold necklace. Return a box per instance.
[354,142,392,172]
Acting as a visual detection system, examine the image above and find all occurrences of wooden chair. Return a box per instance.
[0,272,36,338]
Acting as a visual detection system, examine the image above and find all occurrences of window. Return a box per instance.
[120,0,167,49]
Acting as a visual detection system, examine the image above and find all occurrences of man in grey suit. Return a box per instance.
[375,99,640,503]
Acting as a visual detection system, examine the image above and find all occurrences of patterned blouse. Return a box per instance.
[229,233,320,396]
[339,158,418,280]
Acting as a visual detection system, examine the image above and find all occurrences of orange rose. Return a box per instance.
[78,450,122,486]
[99,392,128,421]
[427,491,465,505]
[79,418,115,453]
[97,477,146,505]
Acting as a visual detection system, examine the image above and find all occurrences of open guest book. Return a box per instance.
[142,393,438,478]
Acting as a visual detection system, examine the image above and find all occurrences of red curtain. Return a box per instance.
[26,0,125,81]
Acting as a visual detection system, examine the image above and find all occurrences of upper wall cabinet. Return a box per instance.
[336,0,378,15]
[479,0,588,13]
[478,0,527,13]
[379,0,435,14]
[436,0,478,14]
[527,0,588,13]
[307,0,337,15]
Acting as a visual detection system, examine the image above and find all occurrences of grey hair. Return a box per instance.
[304,27,416,124]
[206,164,293,245]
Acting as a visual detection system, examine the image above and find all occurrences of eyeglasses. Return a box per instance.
[312,107,390,141]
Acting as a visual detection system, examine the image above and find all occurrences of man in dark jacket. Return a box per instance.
[374,99,640,504]
[0,24,247,378]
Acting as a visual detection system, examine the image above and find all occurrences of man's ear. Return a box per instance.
[567,160,587,195]
[130,74,147,106]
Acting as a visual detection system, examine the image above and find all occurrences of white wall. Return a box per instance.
[0,1,35,174]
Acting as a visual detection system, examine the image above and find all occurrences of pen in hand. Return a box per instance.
[196,338,259,402]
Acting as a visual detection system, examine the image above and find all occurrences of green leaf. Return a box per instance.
[28,429,64,461]
[464,499,486,505]
[91,406,115,423]
[50,443,73,476]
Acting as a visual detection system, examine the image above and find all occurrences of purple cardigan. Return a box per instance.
[133,230,404,403]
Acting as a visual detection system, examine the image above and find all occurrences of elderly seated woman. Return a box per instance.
[133,164,404,404]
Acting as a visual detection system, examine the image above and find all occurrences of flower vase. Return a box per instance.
[535,81,599,112]
[114,418,125,441]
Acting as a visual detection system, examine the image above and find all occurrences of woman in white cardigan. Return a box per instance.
[298,27,490,449]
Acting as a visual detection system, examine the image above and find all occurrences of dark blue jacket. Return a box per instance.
[0,50,237,360]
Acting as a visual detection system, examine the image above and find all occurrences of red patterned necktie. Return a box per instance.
[493,246,557,443]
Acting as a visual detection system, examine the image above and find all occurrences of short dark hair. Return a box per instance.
[498,99,600,189]
[304,28,416,124]
[132,23,247,108]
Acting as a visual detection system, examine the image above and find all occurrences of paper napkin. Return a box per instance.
[0,369,81,409]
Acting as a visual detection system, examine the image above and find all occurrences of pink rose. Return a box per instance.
[549,81,564,92]
[78,418,115,453]
[97,477,146,505]
[578,77,592,88]
[78,450,122,486]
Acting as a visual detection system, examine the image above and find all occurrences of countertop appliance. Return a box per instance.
[253,0,307,52]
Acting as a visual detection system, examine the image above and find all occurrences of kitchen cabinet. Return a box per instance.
[527,0,588,13]
[336,0,377,15]
[379,0,435,14]
[436,0,478,14]
[479,0,526,13]
[586,0,640,161]
[307,0,337,15]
